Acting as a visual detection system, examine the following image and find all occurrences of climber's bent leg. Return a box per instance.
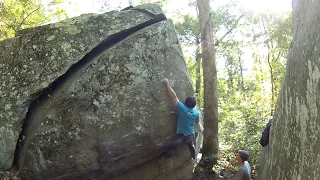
[184,134,196,159]
[187,143,196,159]
[163,134,184,157]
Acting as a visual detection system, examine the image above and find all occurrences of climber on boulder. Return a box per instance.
[259,117,274,147]
[162,78,200,160]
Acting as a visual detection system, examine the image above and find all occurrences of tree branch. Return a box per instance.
[213,28,219,35]
[17,6,41,30]
[215,12,248,46]
[0,18,16,30]
[275,51,281,61]
[261,16,272,49]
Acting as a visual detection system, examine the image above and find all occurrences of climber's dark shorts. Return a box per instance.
[163,134,196,159]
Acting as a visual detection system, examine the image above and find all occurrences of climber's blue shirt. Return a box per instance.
[175,101,200,136]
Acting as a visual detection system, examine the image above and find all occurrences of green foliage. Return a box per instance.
[212,1,239,35]
[135,0,168,7]
[175,1,292,170]
[0,0,67,41]
[175,1,242,110]
[249,12,292,113]
[218,78,269,167]
[175,15,199,45]
[217,11,292,169]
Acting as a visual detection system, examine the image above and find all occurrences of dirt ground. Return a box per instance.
[192,160,237,180]
[0,169,19,180]
[192,160,257,180]
[193,168,237,180]
[1,168,238,180]
[0,161,256,180]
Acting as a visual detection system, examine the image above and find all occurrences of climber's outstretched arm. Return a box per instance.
[163,78,179,105]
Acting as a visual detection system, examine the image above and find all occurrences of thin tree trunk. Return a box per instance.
[262,17,275,115]
[238,50,244,91]
[195,37,201,97]
[273,51,281,100]
[196,0,219,168]
[267,51,275,115]
[226,57,234,89]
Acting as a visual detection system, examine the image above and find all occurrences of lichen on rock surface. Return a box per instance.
[0,4,202,180]
[258,0,320,179]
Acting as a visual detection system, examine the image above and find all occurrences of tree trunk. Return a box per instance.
[226,57,234,89]
[195,37,201,98]
[238,50,244,91]
[196,0,219,168]
[258,0,320,179]
[267,52,275,115]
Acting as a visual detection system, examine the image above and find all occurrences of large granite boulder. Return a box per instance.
[0,4,202,179]
[258,0,320,179]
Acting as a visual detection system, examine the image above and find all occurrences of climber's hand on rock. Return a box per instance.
[162,78,169,86]
[162,78,178,105]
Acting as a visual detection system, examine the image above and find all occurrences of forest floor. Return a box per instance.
[192,160,237,180]
[192,168,237,180]
[0,161,256,180]
[0,169,19,180]
[192,160,257,180]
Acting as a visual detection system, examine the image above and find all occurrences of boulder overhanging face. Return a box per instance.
[0,4,201,180]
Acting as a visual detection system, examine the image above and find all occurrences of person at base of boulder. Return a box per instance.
[235,150,251,180]
[162,78,200,160]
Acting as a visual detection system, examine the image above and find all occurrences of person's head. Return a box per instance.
[185,96,196,108]
[235,150,249,163]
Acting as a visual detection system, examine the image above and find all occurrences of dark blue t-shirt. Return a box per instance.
[175,101,200,136]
